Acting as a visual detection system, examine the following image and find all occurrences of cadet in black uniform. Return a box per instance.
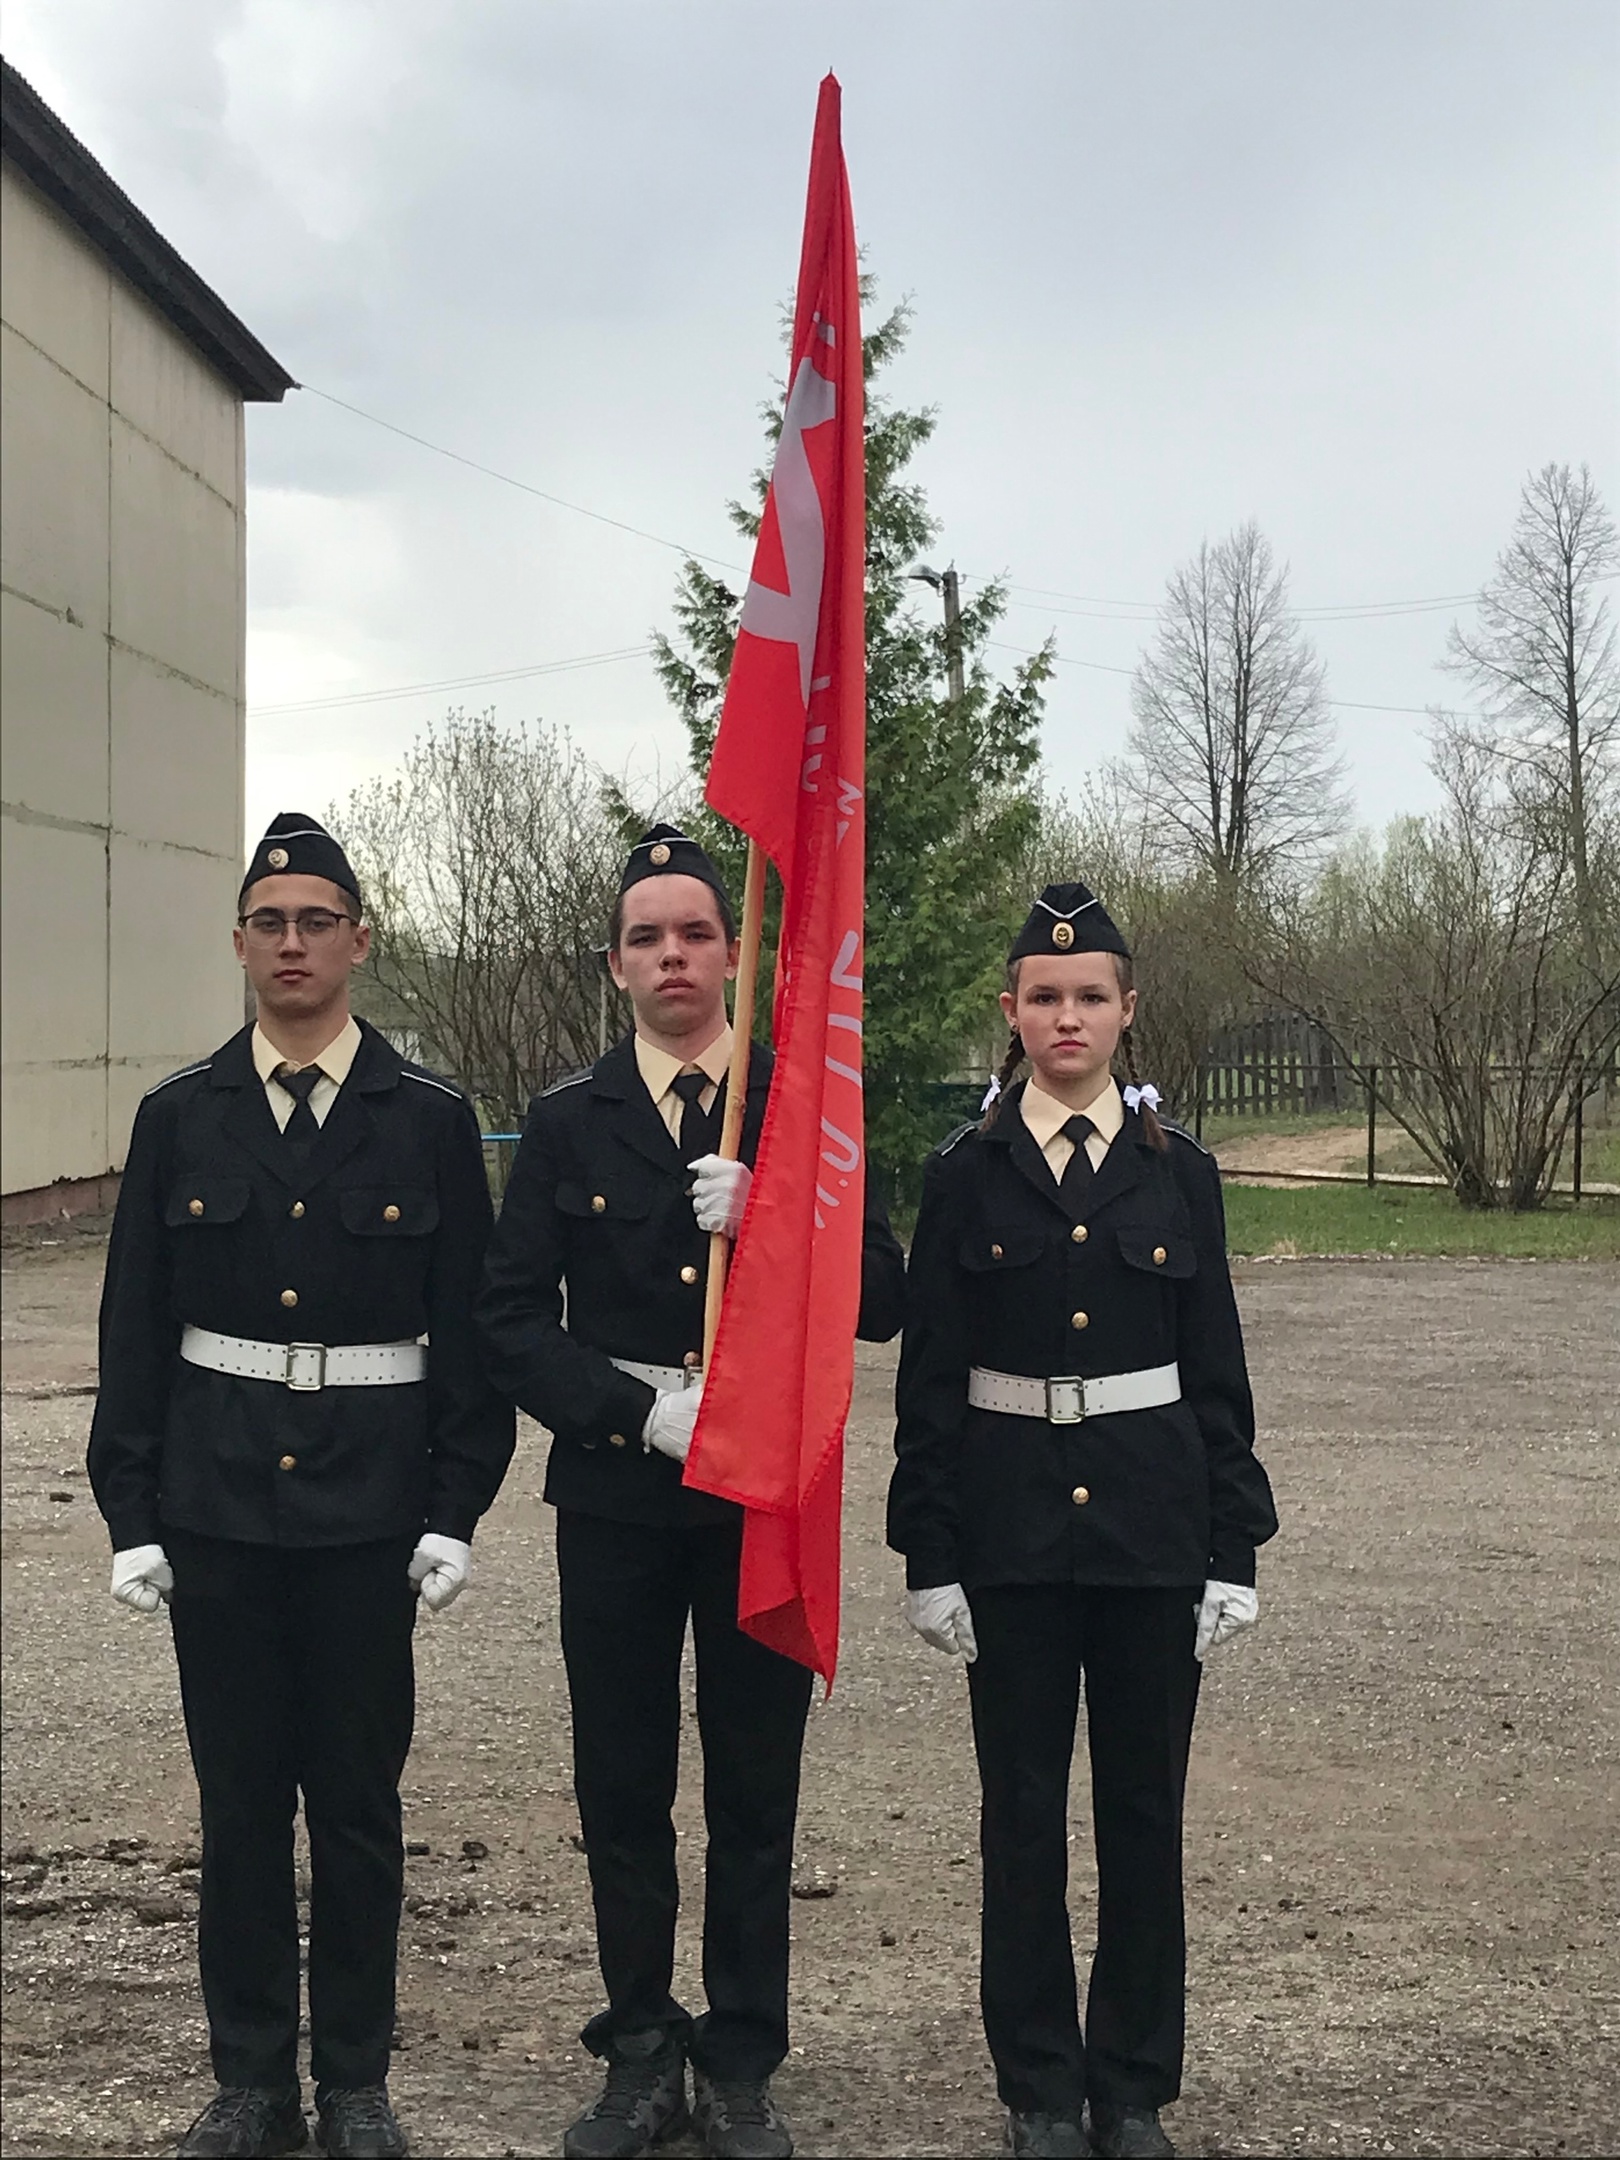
[89,814,515,2160]
[477,825,904,2160]
[888,882,1277,2160]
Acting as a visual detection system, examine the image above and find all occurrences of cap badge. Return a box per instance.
[649,842,672,866]
[1052,921,1075,949]
[267,846,289,870]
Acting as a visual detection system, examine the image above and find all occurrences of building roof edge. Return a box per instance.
[1,57,296,402]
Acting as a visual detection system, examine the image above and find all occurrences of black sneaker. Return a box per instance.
[316,2085,408,2157]
[1088,2104,1174,2159]
[563,2035,688,2160]
[690,2069,792,2160]
[1006,2111,1090,2159]
[177,2087,308,2158]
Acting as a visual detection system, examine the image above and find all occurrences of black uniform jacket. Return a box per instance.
[887,1084,1276,1594]
[88,1021,515,1553]
[476,1030,907,1526]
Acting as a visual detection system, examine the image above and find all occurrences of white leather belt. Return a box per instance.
[610,1356,702,1391]
[181,1325,426,1393]
[968,1361,1181,1425]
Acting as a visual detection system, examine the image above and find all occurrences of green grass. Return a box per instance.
[1222,1179,1620,1259]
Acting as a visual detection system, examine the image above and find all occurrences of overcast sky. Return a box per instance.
[8,0,1618,849]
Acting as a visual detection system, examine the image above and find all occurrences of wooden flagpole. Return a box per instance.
[703,839,767,1367]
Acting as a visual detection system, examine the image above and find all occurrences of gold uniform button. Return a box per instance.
[683,1351,702,1370]
[280,1289,299,1309]
[609,1432,627,1448]
[1071,1224,1088,1244]
[990,1243,1004,1260]
[289,1201,305,1219]
[1070,1310,1089,1330]
[279,1454,297,1471]
[1072,1485,1090,1506]
[383,1204,401,1223]
[187,1198,204,1217]
[680,1265,699,1285]
[591,1195,607,1214]
[1153,1246,1167,1265]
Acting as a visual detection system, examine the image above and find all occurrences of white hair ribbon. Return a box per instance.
[1123,1083,1162,1112]
[979,1073,1003,1114]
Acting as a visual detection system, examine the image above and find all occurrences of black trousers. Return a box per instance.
[966,1585,1202,2116]
[556,1509,814,2082]
[166,1530,417,2093]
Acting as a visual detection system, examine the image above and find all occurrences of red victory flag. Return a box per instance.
[682,74,866,1682]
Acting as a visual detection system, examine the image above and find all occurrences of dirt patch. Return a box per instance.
[1212,1124,1367,1182]
[3,1242,1617,2157]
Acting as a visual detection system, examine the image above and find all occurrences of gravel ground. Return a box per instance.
[3,1233,1617,2159]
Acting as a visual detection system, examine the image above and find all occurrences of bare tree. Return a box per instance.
[331,713,625,1129]
[1129,522,1348,888]
[1443,462,1619,975]
[1251,722,1619,1209]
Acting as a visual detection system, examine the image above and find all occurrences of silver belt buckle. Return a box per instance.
[284,1342,327,1392]
[1045,1375,1085,1425]
[682,1364,704,1390]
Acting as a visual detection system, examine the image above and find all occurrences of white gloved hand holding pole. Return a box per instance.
[689,1155,751,1238]
[1194,1580,1258,1659]
[408,1533,472,1613]
[110,1544,173,1614]
[643,1380,705,1465]
[905,1583,978,1663]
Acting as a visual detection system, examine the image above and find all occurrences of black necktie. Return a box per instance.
[672,1069,716,1163]
[1059,1114,1096,1196]
[276,1065,322,1160]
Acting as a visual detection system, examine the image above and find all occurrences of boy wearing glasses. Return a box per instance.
[89,812,514,2159]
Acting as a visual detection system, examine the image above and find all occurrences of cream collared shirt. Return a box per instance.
[634,1024,734,1146]
[1020,1074,1124,1181]
[252,1015,362,1132]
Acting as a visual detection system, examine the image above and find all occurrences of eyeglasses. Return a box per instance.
[237,909,359,943]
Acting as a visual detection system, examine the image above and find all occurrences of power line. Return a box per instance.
[251,643,655,717]
[984,576,1489,619]
[993,638,1483,718]
[299,391,1540,623]
[299,385,747,576]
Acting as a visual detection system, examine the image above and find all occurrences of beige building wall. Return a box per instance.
[1,161,247,1196]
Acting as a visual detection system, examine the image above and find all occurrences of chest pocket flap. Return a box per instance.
[959,1227,1045,1273]
[556,1179,652,1223]
[339,1185,439,1236]
[1118,1225,1197,1278]
[166,1175,251,1227]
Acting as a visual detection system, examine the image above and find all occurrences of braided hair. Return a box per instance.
[979,1021,1028,1129]
[984,955,1169,1150]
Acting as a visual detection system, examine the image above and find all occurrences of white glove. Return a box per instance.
[1194,1580,1259,1659]
[110,1544,173,1614]
[409,1534,472,1613]
[690,1154,752,1237]
[642,1380,704,1465]
[905,1583,978,1663]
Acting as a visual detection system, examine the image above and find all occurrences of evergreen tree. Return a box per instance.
[652,295,1052,1202]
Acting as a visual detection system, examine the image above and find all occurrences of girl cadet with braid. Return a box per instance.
[887,882,1277,2160]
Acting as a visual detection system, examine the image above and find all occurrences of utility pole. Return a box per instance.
[941,565,965,709]
[909,561,965,710]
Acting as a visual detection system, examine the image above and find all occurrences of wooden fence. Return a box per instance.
[1199,1013,1351,1119]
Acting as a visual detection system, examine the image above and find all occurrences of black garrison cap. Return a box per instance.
[617,822,732,911]
[240,813,363,914]
[1008,880,1131,963]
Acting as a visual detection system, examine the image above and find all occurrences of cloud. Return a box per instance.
[7,0,1616,849]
